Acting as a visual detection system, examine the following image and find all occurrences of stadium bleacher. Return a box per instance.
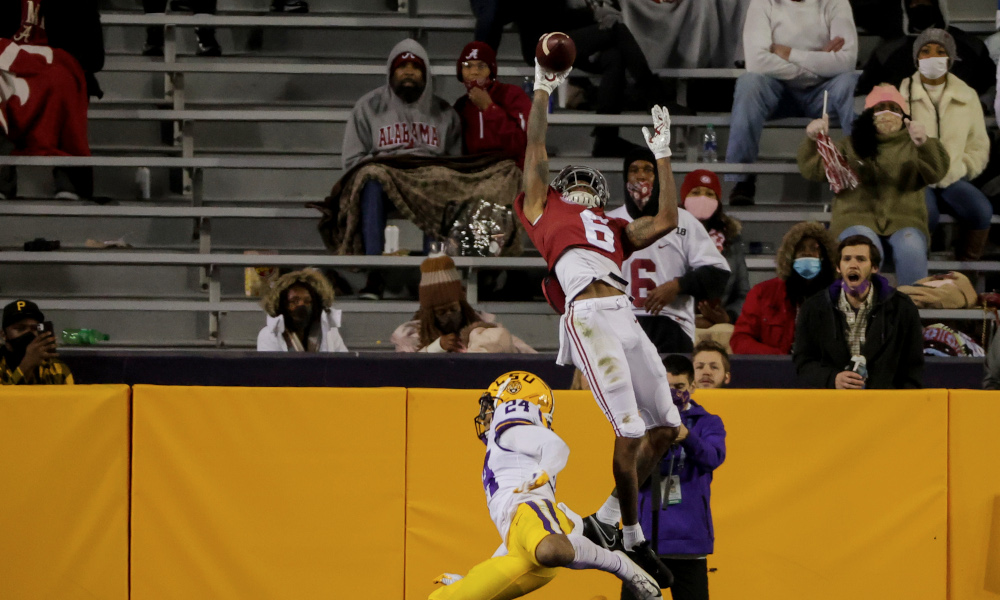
[0,0,996,351]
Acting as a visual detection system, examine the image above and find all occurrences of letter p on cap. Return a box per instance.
[16,301,25,311]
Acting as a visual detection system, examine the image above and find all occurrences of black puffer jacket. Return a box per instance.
[792,275,924,389]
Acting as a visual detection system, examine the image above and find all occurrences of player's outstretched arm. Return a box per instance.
[626,105,679,251]
[522,61,571,224]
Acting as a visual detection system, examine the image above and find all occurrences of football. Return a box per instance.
[535,32,576,73]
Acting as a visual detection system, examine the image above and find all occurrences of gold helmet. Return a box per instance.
[475,371,555,443]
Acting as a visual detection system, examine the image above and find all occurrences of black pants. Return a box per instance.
[566,22,666,140]
[621,557,709,600]
[143,0,217,46]
[469,0,511,51]
[638,316,694,354]
[0,130,93,199]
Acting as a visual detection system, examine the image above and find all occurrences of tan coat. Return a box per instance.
[900,72,990,188]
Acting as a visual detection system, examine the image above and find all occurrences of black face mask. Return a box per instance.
[286,306,312,329]
[435,311,464,335]
[908,4,944,32]
[5,332,35,367]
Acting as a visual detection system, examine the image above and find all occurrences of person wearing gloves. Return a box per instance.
[725,0,859,206]
[391,255,534,353]
[622,354,726,600]
[257,269,348,353]
[731,221,838,355]
[900,28,992,261]
[609,150,731,354]
[798,83,950,285]
[453,41,532,169]
[677,170,749,328]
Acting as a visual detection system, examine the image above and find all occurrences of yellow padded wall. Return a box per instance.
[0,385,130,600]
[130,385,407,600]
[948,390,1000,600]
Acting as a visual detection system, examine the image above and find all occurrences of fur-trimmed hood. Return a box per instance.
[262,269,336,317]
[775,221,838,280]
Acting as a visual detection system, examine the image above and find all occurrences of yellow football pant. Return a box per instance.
[429,500,574,600]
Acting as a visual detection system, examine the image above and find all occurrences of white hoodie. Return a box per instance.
[256,308,349,353]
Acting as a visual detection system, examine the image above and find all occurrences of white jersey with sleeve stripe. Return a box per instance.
[607,206,730,341]
[482,401,568,543]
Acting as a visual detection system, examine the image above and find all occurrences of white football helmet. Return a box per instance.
[551,165,610,209]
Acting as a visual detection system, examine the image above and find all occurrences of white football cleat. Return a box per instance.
[614,550,662,600]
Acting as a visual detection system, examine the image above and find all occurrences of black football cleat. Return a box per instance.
[625,541,674,588]
[582,514,623,551]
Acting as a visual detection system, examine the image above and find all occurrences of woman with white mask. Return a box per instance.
[901,28,992,261]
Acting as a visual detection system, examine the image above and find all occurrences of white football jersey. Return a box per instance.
[482,401,563,542]
[607,206,730,341]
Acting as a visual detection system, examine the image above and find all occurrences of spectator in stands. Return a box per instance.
[692,340,731,389]
[609,149,731,353]
[799,84,950,285]
[257,269,348,353]
[857,0,996,98]
[142,0,221,57]
[848,0,904,39]
[624,354,726,600]
[793,235,924,389]
[726,0,859,206]
[1,300,73,385]
[620,0,750,69]
[391,255,534,353]
[453,41,532,168]
[983,332,1000,389]
[900,29,992,262]
[678,170,749,329]
[507,0,674,156]
[731,222,838,355]
[342,39,461,297]
[0,0,103,201]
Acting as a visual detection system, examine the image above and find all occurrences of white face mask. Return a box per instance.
[918,56,949,81]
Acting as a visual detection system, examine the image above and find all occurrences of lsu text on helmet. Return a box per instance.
[474,371,555,443]
[551,165,610,209]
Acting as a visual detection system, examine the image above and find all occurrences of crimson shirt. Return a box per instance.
[454,81,532,169]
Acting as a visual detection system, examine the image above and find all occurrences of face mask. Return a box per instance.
[5,332,35,366]
[463,78,489,91]
[918,56,949,80]
[435,310,463,334]
[839,277,871,297]
[873,110,903,135]
[684,195,719,221]
[288,305,312,326]
[626,181,653,208]
[793,257,822,280]
[670,387,690,409]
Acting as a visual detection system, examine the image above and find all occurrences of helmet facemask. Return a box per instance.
[551,165,610,209]
[474,392,495,444]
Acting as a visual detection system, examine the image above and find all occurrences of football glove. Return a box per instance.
[513,470,550,494]
[433,573,464,586]
[534,60,572,96]
[642,104,672,159]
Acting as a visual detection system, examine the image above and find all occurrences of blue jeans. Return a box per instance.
[726,71,859,182]
[925,180,994,232]
[360,180,388,256]
[839,225,928,286]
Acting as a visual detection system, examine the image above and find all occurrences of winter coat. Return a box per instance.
[454,80,532,169]
[900,72,990,189]
[638,400,726,555]
[342,39,462,171]
[731,221,838,354]
[798,130,949,241]
[716,214,750,323]
[256,269,349,353]
[792,275,924,389]
[391,311,535,353]
[0,0,104,98]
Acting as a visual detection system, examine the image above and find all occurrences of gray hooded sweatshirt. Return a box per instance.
[342,39,462,171]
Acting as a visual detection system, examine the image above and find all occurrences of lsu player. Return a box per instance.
[513,45,682,582]
[430,371,662,600]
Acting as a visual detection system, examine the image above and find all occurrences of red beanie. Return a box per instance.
[456,41,497,82]
[391,51,426,76]
[680,170,722,203]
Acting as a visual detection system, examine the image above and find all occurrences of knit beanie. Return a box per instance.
[419,256,464,310]
[913,27,957,68]
[391,50,426,77]
[680,169,722,202]
[864,84,909,114]
[456,41,497,82]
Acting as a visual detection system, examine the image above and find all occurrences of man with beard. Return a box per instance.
[731,222,838,354]
[257,269,349,353]
[391,255,534,353]
[342,39,462,299]
[453,41,532,169]
[692,341,731,390]
[1,300,73,385]
[608,148,730,354]
[793,235,924,389]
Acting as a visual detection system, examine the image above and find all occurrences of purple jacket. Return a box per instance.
[638,400,726,555]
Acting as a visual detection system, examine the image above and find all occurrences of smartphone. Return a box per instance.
[37,321,54,335]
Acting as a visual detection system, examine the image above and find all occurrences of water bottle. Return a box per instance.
[136,167,151,200]
[701,124,718,163]
[61,329,110,345]
[522,76,554,113]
